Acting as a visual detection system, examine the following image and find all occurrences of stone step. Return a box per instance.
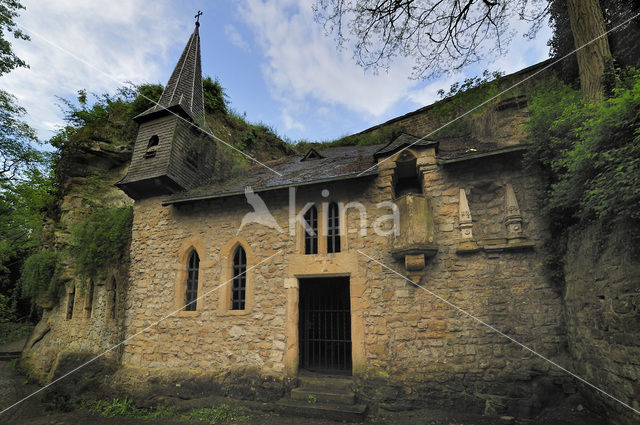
[298,375,353,392]
[291,387,356,405]
[276,398,367,423]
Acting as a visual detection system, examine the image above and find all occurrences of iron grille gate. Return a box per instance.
[299,277,352,374]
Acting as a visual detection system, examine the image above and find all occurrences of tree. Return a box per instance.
[0,0,30,76]
[314,0,617,100]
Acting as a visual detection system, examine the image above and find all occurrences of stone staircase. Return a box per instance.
[277,374,367,422]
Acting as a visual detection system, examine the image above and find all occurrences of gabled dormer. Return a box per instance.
[117,21,214,200]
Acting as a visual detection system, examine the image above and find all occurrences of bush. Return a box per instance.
[525,69,640,288]
[19,251,64,307]
[526,70,640,223]
[71,207,133,283]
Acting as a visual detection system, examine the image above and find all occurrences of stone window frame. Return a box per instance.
[296,196,348,255]
[174,237,206,317]
[218,237,255,316]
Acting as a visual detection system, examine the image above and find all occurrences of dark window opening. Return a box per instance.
[84,280,94,318]
[66,287,75,320]
[144,135,159,159]
[185,250,199,311]
[185,148,199,172]
[109,278,117,320]
[304,205,318,255]
[394,154,422,197]
[327,202,341,253]
[299,277,352,374]
[232,246,247,310]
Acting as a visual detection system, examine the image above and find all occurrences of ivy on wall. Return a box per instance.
[71,206,133,284]
[19,251,65,307]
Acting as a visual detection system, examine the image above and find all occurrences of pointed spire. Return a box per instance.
[136,23,204,124]
[458,188,473,240]
[504,183,524,240]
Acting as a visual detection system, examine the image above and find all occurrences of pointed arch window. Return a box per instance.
[108,277,117,320]
[232,246,247,310]
[327,202,341,253]
[66,286,75,320]
[304,205,318,255]
[84,280,95,318]
[185,250,199,311]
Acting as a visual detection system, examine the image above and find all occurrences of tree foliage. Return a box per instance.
[313,0,548,79]
[0,0,29,76]
[526,69,640,223]
[0,89,43,184]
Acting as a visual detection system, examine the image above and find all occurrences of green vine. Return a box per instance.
[70,206,133,284]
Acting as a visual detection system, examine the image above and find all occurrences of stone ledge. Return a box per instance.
[456,238,535,256]
[390,243,438,260]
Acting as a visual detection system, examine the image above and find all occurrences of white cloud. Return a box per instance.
[1,0,189,140]
[237,0,552,138]
[282,108,304,131]
[238,0,419,117]
[225,24,251,52]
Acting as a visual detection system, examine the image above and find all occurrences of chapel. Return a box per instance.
[23,21,568,419]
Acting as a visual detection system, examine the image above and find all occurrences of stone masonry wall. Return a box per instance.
[120,147,568,415]
[564,223,640,425]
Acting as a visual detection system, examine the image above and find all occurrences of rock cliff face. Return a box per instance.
[22,140,134,383]
[564,223,640,425]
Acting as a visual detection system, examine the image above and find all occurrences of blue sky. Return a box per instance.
[1,0,553,145]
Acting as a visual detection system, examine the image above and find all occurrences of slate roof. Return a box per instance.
[162,132,528,205]
[135,24,204,123]
[162,144,384,205]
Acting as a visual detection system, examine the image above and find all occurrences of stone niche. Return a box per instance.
[390,193,437,282]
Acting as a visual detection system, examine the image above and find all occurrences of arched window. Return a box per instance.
[327,202,341,253]
[109,277,117,320]
[144,135,159,158]
[185,250,199,311]
[304,205,318,255]
[84,280,94,318]
[394,152,422,197]
[66,286,75,320]
[232,246,247,310]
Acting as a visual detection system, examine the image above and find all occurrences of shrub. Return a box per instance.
[526,70,640,223]
[71,207,133,283]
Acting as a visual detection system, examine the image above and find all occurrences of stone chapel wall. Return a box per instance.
[119,146,568,414]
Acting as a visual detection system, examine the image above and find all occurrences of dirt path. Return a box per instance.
[0,360,46,424]
[0,358,606,425]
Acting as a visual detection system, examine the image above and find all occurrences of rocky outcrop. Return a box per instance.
[564,223,640,425]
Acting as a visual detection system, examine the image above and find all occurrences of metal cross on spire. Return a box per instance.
[195,10,203,26]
